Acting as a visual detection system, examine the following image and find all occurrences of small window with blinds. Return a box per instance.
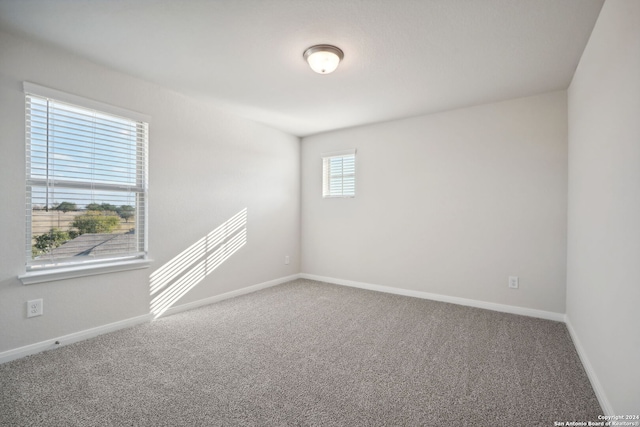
[322,149,356,198]
[23,83,149,276]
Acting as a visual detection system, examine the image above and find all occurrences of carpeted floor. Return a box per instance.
[0,279,602,426]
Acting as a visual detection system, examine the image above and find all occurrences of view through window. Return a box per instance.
[25,85,149,272]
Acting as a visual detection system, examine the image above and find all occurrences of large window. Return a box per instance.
[322,149,356,198]
[21,83,149,283]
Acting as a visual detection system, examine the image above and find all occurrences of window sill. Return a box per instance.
[19,259,153,285]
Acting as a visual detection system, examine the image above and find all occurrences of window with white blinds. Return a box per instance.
[24,83,149,274]
[322,149,356,198]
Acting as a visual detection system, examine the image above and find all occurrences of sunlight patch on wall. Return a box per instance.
[149,208,247,319]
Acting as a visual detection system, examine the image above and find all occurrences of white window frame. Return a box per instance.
[322,149,356,198]
[19,83,151,285]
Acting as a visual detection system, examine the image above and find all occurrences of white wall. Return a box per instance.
[0,31,300,352]
[566,0,640,414]
[302,91,568,314]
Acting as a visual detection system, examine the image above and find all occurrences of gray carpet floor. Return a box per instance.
[0,279,602,426]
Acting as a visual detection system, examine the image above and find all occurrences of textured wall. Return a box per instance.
[302,91,568,314]
[0,31,300,352]
[567,0,640,414]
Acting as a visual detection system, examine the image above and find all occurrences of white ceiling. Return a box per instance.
[0,0,604,137]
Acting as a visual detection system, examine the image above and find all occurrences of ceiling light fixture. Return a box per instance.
[303,44,344,74]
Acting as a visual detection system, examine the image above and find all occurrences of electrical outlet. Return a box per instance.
[284,255,290,265]
[27,299,43,317]
[508,276,519,289]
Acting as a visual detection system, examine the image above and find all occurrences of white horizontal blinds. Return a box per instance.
[25,90,148,269]
[322,149,356,197]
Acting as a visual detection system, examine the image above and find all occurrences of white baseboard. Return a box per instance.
[301,274,615,412]
[160,274,301,318]
[300,273,566,322]
[2,272,613,415]
[0,274,301,365]
[0,313,152,365]
[565,315,614,416]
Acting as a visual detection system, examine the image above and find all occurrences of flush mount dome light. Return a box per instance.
[303,44,344,74]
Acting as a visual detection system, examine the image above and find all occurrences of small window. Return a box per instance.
[322,149,356,198]
[22,83,149,280]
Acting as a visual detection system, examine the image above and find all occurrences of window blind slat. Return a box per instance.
[25,91,149,271]
[322,152,356,198]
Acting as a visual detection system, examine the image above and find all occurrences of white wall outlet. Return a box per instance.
[27,299,43,317]
[508,276,519,289]
[284,255,290,265]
